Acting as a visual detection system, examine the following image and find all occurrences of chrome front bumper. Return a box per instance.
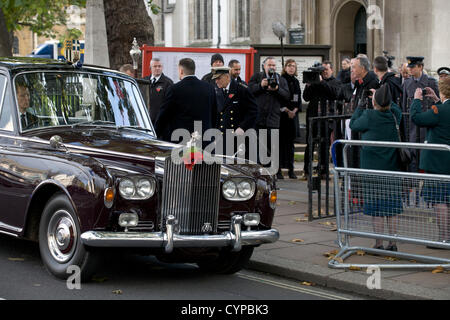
[80,215,279,253]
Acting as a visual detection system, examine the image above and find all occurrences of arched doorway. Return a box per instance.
[334,1,367,70]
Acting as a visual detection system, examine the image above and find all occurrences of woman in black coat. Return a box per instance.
[279,59,302,179]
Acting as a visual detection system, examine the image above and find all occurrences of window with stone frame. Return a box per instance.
[235,0,250,39]
[194,0,213,40]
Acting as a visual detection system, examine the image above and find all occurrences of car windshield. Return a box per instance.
[14,71,153,134]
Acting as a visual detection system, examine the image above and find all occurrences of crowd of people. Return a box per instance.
[120,51,449,249]
[120,53,449,178]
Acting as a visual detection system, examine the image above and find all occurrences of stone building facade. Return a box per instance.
[150,0,449,72]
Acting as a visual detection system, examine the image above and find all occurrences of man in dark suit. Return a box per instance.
[155,58,217,145]
[212,67,258,157]
[228,59,247,85]
[16,84,38,130]
[144,58,174,124]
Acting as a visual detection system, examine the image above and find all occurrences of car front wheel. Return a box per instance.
[38,193,98,282]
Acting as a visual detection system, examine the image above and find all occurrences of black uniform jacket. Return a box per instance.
[155,76,217,143]
[215,79,258,133]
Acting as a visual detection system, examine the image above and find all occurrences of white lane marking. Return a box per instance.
[237,273,351,300]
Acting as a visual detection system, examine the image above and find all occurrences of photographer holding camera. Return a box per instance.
[249,57,290,170]
[302,61,341,178]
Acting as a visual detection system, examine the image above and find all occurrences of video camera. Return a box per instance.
[383,50,396,69]
[303,62,325,85]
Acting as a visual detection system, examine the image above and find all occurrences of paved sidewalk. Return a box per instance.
[247,179,450,300]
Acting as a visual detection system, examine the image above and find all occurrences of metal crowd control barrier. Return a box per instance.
[329,140,450,270]
[306,111,411,221]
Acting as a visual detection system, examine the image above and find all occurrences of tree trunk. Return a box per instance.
[0,8,12,57]
[103,0,154,74]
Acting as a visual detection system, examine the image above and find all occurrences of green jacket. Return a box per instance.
[411,99,450,174]
[350,103,402,171]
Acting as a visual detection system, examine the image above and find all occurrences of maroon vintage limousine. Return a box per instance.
[0,57,279,281]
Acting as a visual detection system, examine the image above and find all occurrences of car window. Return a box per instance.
[14,72,152,132]
[0,75,13,132]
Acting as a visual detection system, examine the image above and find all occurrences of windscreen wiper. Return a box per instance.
[71,120,117,128]
[117,125,154,134]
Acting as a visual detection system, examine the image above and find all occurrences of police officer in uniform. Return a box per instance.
[402,56,439,172]
[212,67,258,157]
[437,67,450,80]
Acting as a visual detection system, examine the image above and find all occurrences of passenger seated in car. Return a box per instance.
[16,82,39,130]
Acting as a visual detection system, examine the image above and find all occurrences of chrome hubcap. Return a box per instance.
[47,210,77,263]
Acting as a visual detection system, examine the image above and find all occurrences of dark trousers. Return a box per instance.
[279,114,296,170]
[256,126,277,168]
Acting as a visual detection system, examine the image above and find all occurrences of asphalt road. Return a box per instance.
[0,233,362,300]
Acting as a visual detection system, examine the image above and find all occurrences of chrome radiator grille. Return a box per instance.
[160,158,221,235]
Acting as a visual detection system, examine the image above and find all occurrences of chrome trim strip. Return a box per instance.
[0,221,22,233]
[0,229,19,237]
[0,133,156,162]
[80,228,280,248]
[0,76,7,120]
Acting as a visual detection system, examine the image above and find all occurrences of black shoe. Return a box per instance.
[288,170,298,180]
[385,244,398,252]
[373,245,384,250]
[276,172,284,180]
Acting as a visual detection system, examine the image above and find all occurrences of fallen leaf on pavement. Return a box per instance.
[112,290,123,295]
[288,201,297,206]
[92,276,108,283]
[295,218,308,222]
[323,250,339,258]
[291,239,304,243]
[331,257,344,264]
[431,267,444,274]
[356,250,366,256]
[300,281,314,286]
[349,266,362,271]
[8,257,25,262]
[384,256,399,262]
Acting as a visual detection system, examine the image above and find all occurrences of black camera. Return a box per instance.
[422,88,428,98]
[266,68,278,89]
[303,62,325,85]
[383,51,395,69]
[357,89,374,109]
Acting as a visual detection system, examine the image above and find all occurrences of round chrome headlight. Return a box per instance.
[119,177,156,200]
[238,180,253,198]
[119,179,135,198]
[136,179,153,198]
[223,180,237,199]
